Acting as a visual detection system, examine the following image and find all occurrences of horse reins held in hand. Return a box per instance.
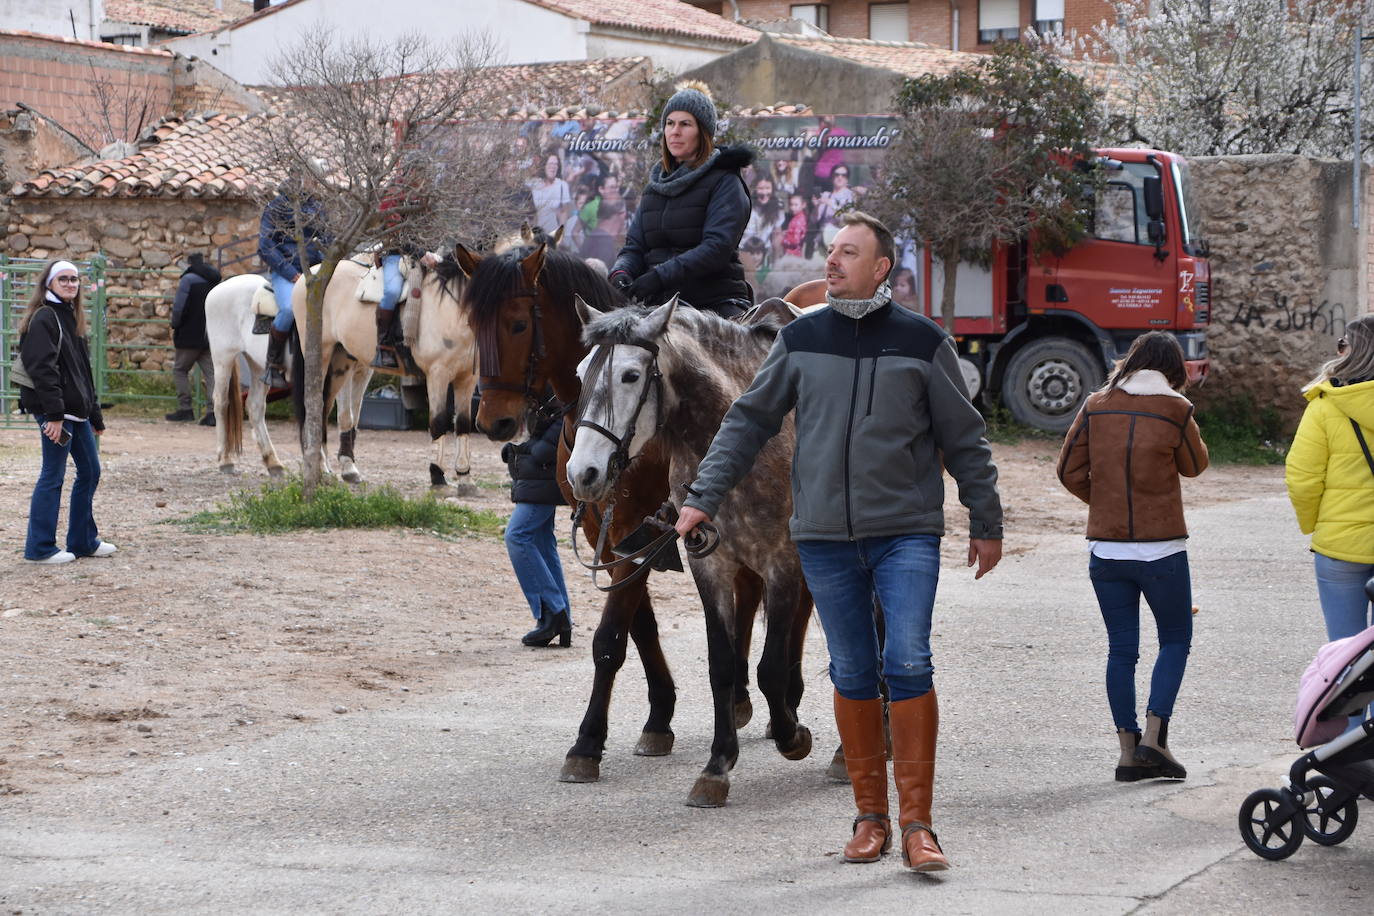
[571,500,719,593]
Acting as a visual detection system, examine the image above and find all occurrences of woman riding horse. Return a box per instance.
[609,81,754,318]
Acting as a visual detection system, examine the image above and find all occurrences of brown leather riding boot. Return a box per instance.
[833,691,891,863]
[264,326,290,389]
[890,689,949,872]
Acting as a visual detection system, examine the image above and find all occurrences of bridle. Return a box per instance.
[568,334,716,592]
[475,282,559,421]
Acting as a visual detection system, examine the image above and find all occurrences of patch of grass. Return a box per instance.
[979,401,1062,445]
[1196,396,1289,465]
[180,477,505,538]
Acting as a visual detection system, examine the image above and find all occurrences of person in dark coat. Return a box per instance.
[501,395,573,647]
[17,259,114,564]
[610,80,754,318]
[257,183,329,387]
[165,253,222,425]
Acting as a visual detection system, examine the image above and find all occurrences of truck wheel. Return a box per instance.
[1001,339,1103,432]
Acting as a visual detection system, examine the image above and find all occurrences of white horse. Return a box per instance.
[205,273,287,478]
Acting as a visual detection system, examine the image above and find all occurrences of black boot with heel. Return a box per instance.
[522,609,572,648]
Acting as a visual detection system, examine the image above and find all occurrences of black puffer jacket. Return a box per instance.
[502,405,567,506]
[612,145,753,315]
[171,260,222,350]
[17,299,104,431]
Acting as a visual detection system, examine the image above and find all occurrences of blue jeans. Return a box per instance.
[379,254,404,312]
[25,419,101,560]
[796,535,940,702]
[1089,552,1193,730]
[270,270,296,332]
[1313,552,1374,641]
[505,502,571,623]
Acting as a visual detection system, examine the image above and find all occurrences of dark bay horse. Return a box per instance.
[567,297,815,806]
[458,242,771,793]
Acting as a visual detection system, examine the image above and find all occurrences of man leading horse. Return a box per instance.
[675,210,1004,873]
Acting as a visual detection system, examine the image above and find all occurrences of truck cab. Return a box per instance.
[930,148,1210,431]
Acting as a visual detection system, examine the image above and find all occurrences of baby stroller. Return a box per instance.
[1238,580,1374,861]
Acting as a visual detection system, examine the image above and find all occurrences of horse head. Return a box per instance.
[566,296,679,503]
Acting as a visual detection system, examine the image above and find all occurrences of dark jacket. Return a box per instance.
[17,299,104,431]
[1057,370,1209,541]
[503,405,567,506]
[258,193,328,280]
[612,145,753,314]
[684,301,1002,542]
[170,260,222,351]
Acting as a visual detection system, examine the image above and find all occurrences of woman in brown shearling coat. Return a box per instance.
[1057,332,1209,783]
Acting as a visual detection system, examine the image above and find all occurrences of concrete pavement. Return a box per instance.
[2,484,1370,914]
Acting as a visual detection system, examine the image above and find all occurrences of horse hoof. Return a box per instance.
[778,724,813,761]
[559,755,600,783]
[341,469,363,484]
[634,730,674,757]
[450,483,478,498]
[733,697,753,730]
[267,466,286,480]
[825,745,849,782]
[218,464,238,476]
[686,773,730,808]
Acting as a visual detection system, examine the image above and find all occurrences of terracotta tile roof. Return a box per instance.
[12,112,264,199]
[0,29,173,58]
[772,34,985,79]
[523,0,757,45]
[103,0,255,35]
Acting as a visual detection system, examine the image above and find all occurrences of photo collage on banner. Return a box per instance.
[495,115,918,309]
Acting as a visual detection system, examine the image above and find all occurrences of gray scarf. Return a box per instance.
[827,282,892,320]
[647,149,722,198]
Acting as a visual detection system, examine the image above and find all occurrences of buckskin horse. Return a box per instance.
[567,296,815,806]
[459,241,777,799]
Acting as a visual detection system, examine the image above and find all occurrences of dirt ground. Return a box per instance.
[0,416,1284,798]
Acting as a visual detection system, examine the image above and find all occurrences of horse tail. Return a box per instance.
[290,325,305,433]
[224,358,243,459]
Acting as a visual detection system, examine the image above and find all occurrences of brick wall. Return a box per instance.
[0,31,258,152]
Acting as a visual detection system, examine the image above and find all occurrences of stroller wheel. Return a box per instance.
[1302,776,1359,846]
[1239,788,1305,860]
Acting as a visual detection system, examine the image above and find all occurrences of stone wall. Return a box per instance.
[5,197,259,372]
[1189,155,1366,431]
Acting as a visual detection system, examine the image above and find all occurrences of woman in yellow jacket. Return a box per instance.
[1285,314,1374,648]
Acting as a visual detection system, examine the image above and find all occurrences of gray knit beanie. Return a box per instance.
[661,80,717,138]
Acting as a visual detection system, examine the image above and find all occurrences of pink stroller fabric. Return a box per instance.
[1295,623,1374,749]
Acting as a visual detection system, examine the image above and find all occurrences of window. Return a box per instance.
[1090,162,1160,245]
[1034,0,1063,37]
[790,4,829,32]
[869,3,909,41]
[978,0,1019,44]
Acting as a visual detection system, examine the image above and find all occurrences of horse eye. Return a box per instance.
[621,370,641,384]
[511,320,528,334]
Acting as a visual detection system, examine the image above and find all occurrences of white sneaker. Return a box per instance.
[28,550,75,565]
[90,542,117,558]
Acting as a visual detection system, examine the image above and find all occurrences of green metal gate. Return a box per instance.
[1,254,204,430]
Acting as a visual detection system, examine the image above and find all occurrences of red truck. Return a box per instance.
[923,147,1210,431]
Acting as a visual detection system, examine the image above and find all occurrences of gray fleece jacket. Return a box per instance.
[683,301,1003,542]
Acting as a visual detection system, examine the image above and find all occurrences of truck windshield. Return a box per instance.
[1171,159,1205,256]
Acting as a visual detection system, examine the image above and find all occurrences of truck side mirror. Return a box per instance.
[1147,219,1166,246]
[1143,176,1164,221]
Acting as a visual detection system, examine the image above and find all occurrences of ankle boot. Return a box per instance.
[1134,711,1186,779]
[264,327,290,389]
[1115,728,1157,782]
[371,308,400,372]
[890,690,949,872]
[522,609,571,648]
[833,692,891,863]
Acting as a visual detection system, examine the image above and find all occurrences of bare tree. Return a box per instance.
[1074,0,1370,157]
[252,29,524,498]
[867,43,1104,331]
[72,63,174,150]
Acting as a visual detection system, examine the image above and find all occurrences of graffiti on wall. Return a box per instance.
[1223,288,1346,336]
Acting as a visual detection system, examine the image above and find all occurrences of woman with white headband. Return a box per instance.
[16,259,115,564]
